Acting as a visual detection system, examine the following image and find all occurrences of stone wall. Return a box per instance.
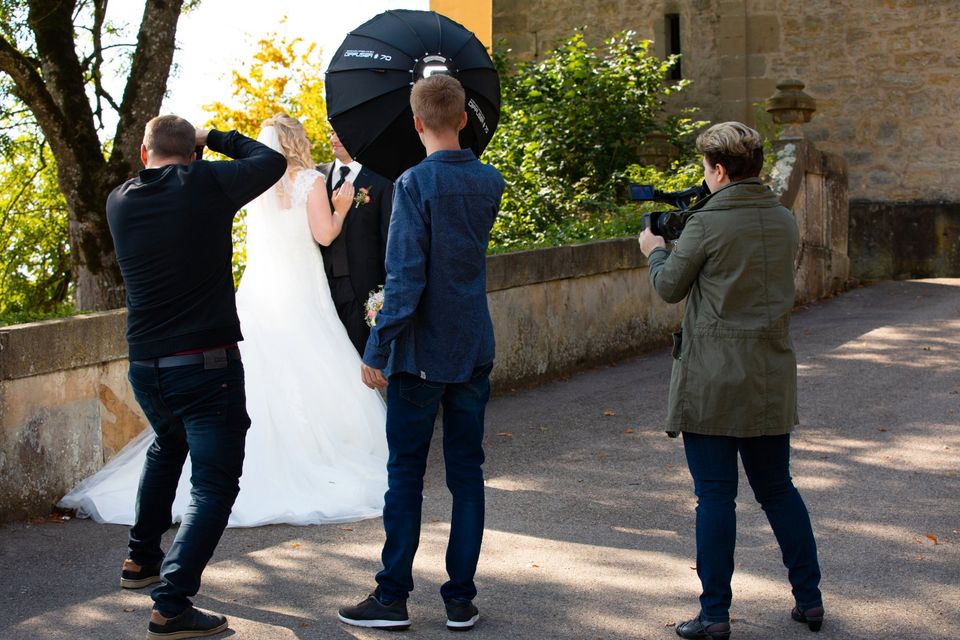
[849,201,960,281]
[0,244,683,522]
[0,312,147,522]
[493,0,960,203]
[487,240,683,390]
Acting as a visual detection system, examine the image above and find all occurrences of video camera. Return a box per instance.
[628,181,711,241]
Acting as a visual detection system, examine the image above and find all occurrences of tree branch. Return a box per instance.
[0,34,71,161]
[109,0,185,181]
[89,0,108,129]
[27,0,102,165]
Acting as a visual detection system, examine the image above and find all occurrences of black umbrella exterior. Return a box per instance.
[325,9,500,181]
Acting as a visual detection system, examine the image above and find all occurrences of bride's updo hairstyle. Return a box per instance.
[262,113,314,170]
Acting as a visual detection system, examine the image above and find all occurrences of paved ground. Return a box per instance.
[1,279,958,640]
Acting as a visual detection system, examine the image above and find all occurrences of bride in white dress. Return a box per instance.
[60,114,388,527]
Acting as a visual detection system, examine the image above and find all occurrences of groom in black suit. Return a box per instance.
[319,128,393,354]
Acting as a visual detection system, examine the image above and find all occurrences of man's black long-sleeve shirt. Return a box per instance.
[107,129,286,360]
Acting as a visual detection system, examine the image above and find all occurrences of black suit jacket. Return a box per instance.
[318,162,393,305]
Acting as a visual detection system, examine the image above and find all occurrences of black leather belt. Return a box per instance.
[131,346,241,369]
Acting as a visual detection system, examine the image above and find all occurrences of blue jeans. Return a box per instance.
[682,432,822,623]
[127,359,250,618]
[375,363,492,603]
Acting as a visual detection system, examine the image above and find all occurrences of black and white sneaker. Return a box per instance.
[338,593,411,630]
[120,558,162,589]
[445,598,479,631]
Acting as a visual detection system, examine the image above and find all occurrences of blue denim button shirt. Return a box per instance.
[362,149,504,383]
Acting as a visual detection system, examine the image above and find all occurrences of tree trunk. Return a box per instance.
[0,0,185,311]
[64,176,126,311]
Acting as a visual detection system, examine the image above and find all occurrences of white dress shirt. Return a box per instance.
[332,160,362,188]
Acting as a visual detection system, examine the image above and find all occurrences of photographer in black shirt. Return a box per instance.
[106,115,285,639]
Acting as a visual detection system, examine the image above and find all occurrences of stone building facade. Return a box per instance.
[492,0,960,278]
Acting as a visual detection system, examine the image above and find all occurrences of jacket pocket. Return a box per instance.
[671,330,683,360]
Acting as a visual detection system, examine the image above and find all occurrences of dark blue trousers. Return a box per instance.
[127,359,249,618]
[375,363,492,603]
[682,432,822,623]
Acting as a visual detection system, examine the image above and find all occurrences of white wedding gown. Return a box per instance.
[60,128,388,527]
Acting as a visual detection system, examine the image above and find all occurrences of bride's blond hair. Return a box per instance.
[262,113,314,170]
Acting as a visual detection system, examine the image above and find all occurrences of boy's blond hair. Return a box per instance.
[410,74,466,134]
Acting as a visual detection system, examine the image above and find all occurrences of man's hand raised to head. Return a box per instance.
[195,128,209,147]
[361,363,388,389]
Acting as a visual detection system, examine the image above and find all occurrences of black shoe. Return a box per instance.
[791,605,824,632]
[676,615,731,640]
[338,593,411,630]
[445,598,479,631]
[146,607,228,639]
[121,558,162,589]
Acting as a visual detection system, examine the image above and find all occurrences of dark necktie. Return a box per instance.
[329,165,352,277]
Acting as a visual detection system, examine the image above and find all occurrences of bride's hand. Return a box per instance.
[332,180,355,216]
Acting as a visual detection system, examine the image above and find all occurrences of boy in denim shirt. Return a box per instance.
[339,74,504,632]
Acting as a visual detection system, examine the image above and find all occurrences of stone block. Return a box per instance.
[746,15,781,53]
[718,15,746,41]
[0,310,127,381]
[498,33,537,60]
[748,77,777,102]
[849,201,960,280]
[493,13,529,34]
[1,371,103,521]
[747,53,767,76]
[720,76,747,101]
[488,269,683,392]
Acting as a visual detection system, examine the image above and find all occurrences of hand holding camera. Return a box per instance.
[629,180,711,242]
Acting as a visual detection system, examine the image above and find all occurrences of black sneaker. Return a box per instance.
[121,558,162,589]
[146,606,228,639]
[338,592,411,630]
[445,598,479,631]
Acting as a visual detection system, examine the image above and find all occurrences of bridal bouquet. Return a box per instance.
[365,285,385,327]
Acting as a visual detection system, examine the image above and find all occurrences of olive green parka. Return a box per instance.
[646,178,800,437]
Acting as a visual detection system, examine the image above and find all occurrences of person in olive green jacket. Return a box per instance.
[640,122,824,640]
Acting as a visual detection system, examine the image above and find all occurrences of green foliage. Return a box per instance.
[0,136,72,322]
[484,30,707,252]
[203,28,331,163]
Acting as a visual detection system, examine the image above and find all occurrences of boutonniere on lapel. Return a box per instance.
[353,186,372,207]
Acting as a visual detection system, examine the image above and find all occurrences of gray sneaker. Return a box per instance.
[445,598,479,631]
[338,593,411,630]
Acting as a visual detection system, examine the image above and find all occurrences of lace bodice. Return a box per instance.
[276,168,323,208]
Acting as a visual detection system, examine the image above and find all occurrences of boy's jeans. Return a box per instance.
[682,432,822,623]
[375,362,492,603]
[127,359,250,618]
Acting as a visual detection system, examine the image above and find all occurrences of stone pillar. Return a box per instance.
[765,79,817,142]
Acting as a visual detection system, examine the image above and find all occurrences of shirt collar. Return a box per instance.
[424,148,476,163]
[333,159,362,174]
